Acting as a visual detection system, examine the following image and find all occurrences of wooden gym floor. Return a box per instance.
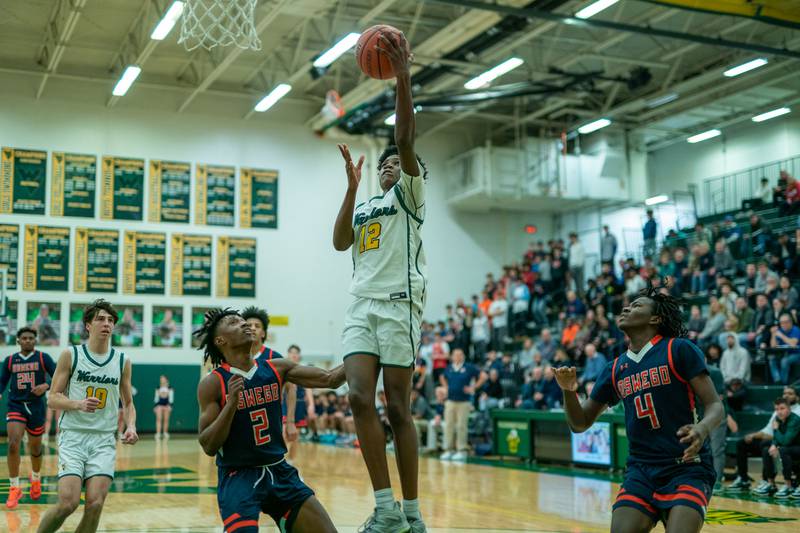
[0,436,798,532]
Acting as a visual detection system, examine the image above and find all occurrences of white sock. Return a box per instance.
[9,477,19,488]
[31,472,40,481]
[374,488,394,511]
[403,499,421,519]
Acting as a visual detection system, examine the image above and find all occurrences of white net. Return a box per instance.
[179,0,261,51]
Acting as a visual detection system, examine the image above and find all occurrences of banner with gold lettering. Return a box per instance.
[74,228,119,293]
[122,231,166,294]
[216,236,256,297]
[1,147,47,214]
[240,168,278,229]
[101,156,144,220]
[171,234,212,296]
[0,224,19,289]
[149,160,191,223]
[51,152,96,217]
[23,225,70,291]
[195,164,235,226]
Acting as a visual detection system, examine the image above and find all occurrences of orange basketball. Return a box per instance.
[355,25,407,80]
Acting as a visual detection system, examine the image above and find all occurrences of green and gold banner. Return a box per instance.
[171,234,212,296]
[1,147,47,214]
[74,228,119,293]
[240,168,278,229]
[51,152,96,218]
[216,237,256,297]
[123,231,166,295]
[101,156,144,220]
[0,224,19,290]
[195,164,235,226]
[149,160,191,223]
[23,225,70,291]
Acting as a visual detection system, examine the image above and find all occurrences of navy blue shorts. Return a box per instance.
[614,461,715,523]
[217,461,314,532]
[6,399,46,436]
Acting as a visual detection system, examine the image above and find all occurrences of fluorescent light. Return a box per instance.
[464,57,524,90]
[112,66,141,96]
[687,129,721,143]
[254,83,292,112]
[752,107,791,123]
[313,32,361,68]
[577,118,611,134]
[575,0,619,19]
[646,93,679,108]
[645,195,668,206]
[723,58,768,78]
[150,1,184,40]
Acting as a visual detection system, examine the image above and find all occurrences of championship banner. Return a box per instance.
[195,164,235,226]
[51,152,96,217]
[123,231,166,294]
[74,228,119,293]
[101,156,145,220]
[171,234,212,296]
[216,236,256,297]
[23,225,70,291]
[149,160,191,223]
[0,224,19,290]
[240,168,278,229]
[0,147,47,214]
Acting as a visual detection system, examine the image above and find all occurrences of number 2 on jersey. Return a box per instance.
[85,386,108,409]
[634,392,660,429]
[250,408,271,445]
[358,222,381,253]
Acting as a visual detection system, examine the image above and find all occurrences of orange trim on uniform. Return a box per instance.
[221,363,232,372]
[611,357,619,398]
[7,415,27,423]
[266,359,283,391]
[38,351,45,372]
[651,335,663,345]
[228,520,259,532]
[667,338,687,383]
[27,426,45,436]
[7,356,12,371]
[213,370,227,407]
[616,494,656,514]
[268,349,274,360]
[222,513,241,526]
[653,492,706,508]
[677,485,708,505]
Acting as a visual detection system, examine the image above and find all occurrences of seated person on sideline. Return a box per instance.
[755,397,800,498]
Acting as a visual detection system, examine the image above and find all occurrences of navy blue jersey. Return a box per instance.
[255,345,282,362]
[213,359,287,468]
[591,336,711,466]
[0,351,56,402]
[282,384,308,423]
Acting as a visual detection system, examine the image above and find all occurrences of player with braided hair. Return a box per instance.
[554,283,724,533]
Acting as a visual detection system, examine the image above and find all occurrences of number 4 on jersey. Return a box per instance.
[634,392,660,429]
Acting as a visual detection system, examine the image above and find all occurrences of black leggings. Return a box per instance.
[763,445,800,485]
[736,438,771,479]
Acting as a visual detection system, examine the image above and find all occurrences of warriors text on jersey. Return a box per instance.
[350,170,426,308]
[591,336,711,465]
[212,359,287,468]
[0,351,56,402]
[60,344,124,433]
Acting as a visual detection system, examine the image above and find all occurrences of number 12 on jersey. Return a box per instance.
[358,222,381,253]
[634,392,660,429]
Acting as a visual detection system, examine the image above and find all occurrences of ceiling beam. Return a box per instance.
[35,0,88,99]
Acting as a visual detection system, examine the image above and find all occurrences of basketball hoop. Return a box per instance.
[179,0,261,51]
[321,90,345,122]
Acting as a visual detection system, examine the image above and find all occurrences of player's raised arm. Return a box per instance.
[48,349,98,412]
[380,32,419,177]
[554,366,607,433]
[273,358,346,389]
[332,144,363,251]
[197,372,243,456]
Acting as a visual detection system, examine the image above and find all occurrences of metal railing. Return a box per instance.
[702,155,800,215]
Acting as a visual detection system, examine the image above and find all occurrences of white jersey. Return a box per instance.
[60,344,124,433]
[350,170,427,308]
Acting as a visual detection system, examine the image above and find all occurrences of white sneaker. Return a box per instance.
[154,433,161,440]
[439,451,453,461]
[452,451,467,461]
[163,433,170,440]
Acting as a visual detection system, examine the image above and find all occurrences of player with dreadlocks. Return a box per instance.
[195,308,344,533]
[555,282,723,533]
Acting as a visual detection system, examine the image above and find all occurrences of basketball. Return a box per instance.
[356,24,407,80]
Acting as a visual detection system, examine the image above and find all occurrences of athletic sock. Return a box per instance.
[9,477,19,488]
[403,499,421,520]
[31,472,40,481]
[374,488,394,511]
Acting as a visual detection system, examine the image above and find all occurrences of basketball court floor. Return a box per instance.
[0,437,798,532]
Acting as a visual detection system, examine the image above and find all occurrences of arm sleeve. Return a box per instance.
[0,357,10,393]
[589,360,618,407]
[675,339,709,381]
[44,353,57,378]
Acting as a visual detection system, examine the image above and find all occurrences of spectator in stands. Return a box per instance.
[744,293,774,349]
[498,352,523,401]
[536,328,557,362]
[430,333,450,383]
[691,222,713,249]
[413,359,434,402]
[755,261,779,295]
[643,209,657,258]
[552,347,573,368]
[509,277,530,337]
[690,242,713,294]
[698,299,726,348]
[770,313,800,384]
[726,378,747,412]
[779,171,800,217]
[729,385,800,492]
[772,234,797,276]
[560,318,580,354]
[440,349,486,461]
[755,177,772,206]
[720,332,751,384]
[672,248,689,294]
[718,282,738,314]
[470,308,489,362]
[710,240,736,281]
[749,214,772,258]
[744,263,758,306]
[564,290,586,318]
[410,389,432,449]
[517,337,536,369]
[717,317,739,347]
[568,233,585,295]
[755,397,800,498]
[579,343,605,389]
[624,268,646,298]
[423,387,447,453]
[722,216,744,258]
[489,289,509,351]
[538,253,552,290]
[733,296,754,335]
[449,319,470,355]
[778,275,799,310]
[601,225,617,268]
[686,304,706,343]
[478,368,504,411]
[705,343,722,368]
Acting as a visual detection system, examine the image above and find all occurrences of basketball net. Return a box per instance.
[321,90,345,121]
[179,0,261,51]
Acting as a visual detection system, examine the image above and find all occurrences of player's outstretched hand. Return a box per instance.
[554,366,579,392]
[337,144,364,192]
[227,375,244,406]
[121,427,139,445]
[377,32,411,78]
[677,424,708,462]
[79,396,101,413]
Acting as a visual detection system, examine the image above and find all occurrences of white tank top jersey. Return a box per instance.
[60,344,124,433]
[350,170,427,308]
